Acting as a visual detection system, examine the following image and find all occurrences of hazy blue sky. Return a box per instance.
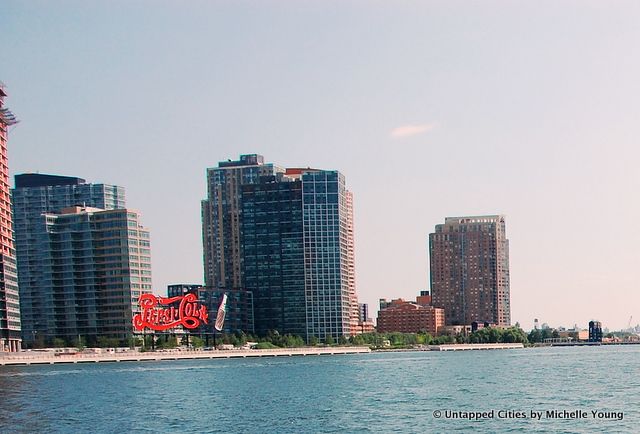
[3,1,640,330]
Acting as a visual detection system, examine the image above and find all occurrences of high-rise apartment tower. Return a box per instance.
[12,174,125,345]
[203,155,359,342]
[25,206,151,345]
[0,84,21,351]
[429,215,511,326]
[201,154,281,289]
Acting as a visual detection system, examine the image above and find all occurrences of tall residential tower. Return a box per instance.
[429,215,511,326]
[12,174,125,345]
[201,154,281,290]
[28,206,151,345]
[0,84,21,352]
[202,155,359,342]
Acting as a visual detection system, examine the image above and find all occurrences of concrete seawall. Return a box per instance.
[433,343,524,351]
[0,346,371,366]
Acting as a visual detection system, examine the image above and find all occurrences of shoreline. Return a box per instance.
[3,341,636,366]
[0,346,371,366]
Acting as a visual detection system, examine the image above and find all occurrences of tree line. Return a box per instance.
[45,325,536,351]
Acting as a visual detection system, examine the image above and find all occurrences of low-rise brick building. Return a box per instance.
[377,298,444,335]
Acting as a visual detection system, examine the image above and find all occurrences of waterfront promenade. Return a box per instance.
[0,346,371,366]
[434,343,524,351]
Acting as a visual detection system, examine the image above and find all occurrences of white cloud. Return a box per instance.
[390,123,437,139]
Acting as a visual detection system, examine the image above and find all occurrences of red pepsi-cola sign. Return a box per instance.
[133,293,209,331]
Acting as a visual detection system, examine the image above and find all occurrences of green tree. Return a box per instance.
[488,328,501,343]
[349,334,365,346]
[325,335,335,345]
[432,335,454,345]
[416,333,432,345]
[255,342,278,349]
[97,337,121,348]
[128,335,142,348]
[528,329,543,343]
[158,335,178,349]
[309,336,319,346]
[280,334,304,348]
[505,326,528,344]
[143,335,154,351]
[53,338,66,348]
[403,333,417,346]
[74,336,86,351]
[234,331,248,347]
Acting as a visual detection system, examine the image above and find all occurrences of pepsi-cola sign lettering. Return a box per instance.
[133,293,209,331]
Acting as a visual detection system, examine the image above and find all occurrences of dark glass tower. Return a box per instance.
[589,320,603,342]
[203,155,358,343]
[241,174,306,338]
[167,284,254,335]
[241,169,355,342]
[201,154,281,290]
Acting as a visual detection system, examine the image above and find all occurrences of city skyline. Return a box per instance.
[3,2,640,330]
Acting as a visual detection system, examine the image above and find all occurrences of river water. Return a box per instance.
[0,346,637,433]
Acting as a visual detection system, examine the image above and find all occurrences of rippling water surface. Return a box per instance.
[0,346,638,433]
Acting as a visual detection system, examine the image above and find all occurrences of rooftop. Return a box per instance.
[15,173,86,188]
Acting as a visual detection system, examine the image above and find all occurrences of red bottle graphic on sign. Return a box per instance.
[214,293,228,332]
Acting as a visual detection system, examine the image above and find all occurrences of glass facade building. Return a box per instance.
[300,170,353,341]
[167,284,254,335]
[201,155,278,337]
[203,156,359,343]
[12,173,125,345]
[242,174,306,337]
[29,206,151,345]
[201,154,281,290]
[200,288,254,335]
[242,169,355,342]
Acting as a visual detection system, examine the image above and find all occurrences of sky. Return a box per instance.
[2,1,640,331]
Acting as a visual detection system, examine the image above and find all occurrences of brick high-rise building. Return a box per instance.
[416,290,431,307]
[429,215,511,326]
[0,84,21,352]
